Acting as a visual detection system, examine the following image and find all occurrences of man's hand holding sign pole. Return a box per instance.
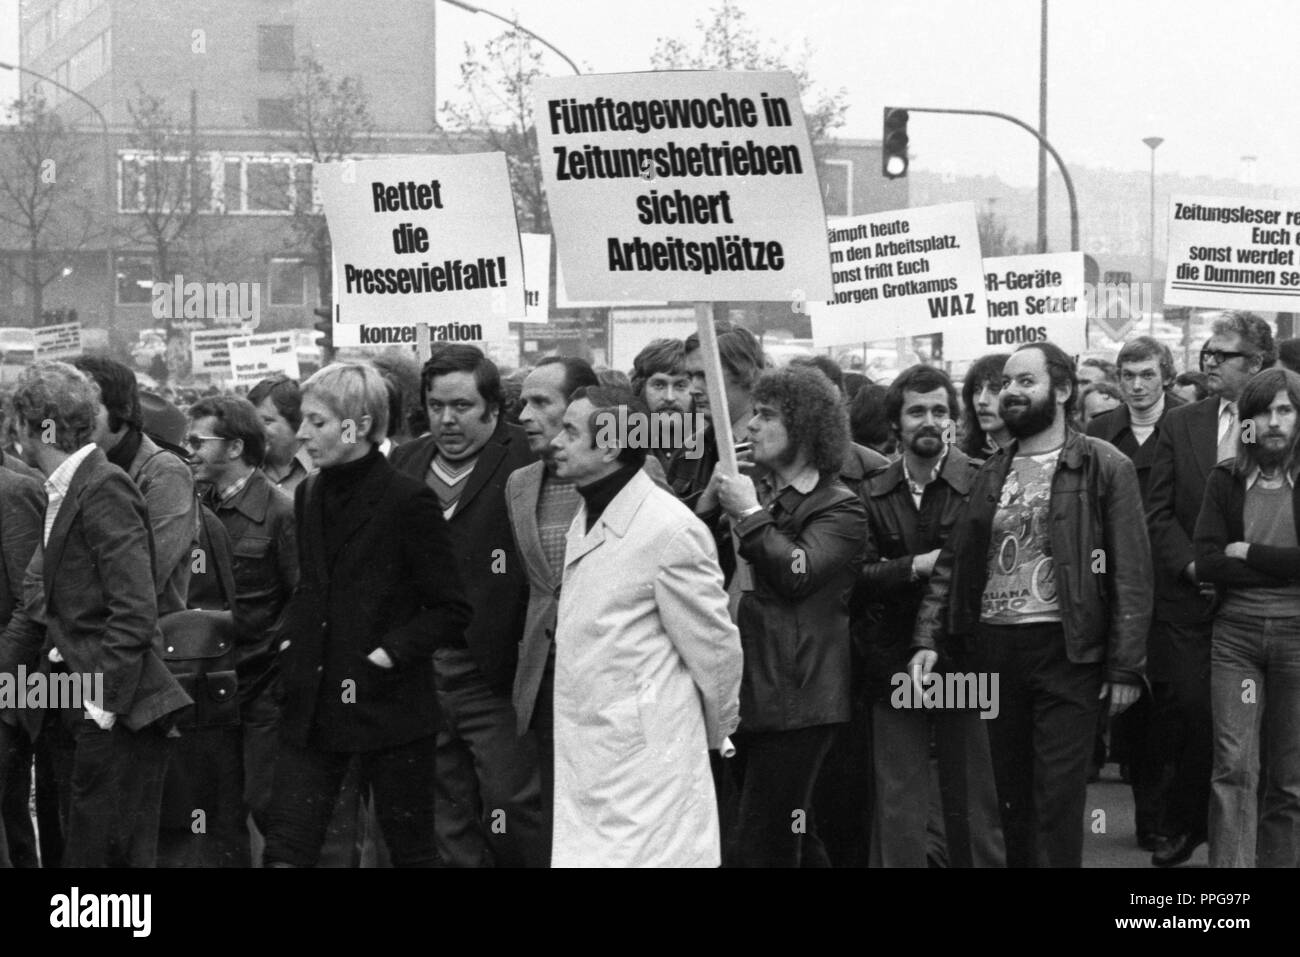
[536,70,834,763]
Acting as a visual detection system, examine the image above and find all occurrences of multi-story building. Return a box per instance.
[4,0,440,361]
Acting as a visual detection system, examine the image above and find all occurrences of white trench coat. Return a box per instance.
[552,469,742,867]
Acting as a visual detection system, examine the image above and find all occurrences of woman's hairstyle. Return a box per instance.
[301,362,389,444]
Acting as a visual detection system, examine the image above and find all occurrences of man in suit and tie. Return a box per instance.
[506,357,601,862]
[1087,336,1185,851]
[0,361,190,867]
[392,345,542,867]
[1146,311,1275,867]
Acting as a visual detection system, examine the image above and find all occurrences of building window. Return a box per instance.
[115,254,155,305]
[269,259,307,306]
[822,159,852,217]
[257,98,296,131]
[258,25,294,72]
[118,155,212,213]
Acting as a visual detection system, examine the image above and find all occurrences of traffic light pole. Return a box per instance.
[897,106,1079,252]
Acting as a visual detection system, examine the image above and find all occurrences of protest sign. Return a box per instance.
[34,321,82,359]
[228,332,300,387]
[608,306,698,371]
[535,70,832,302]
[808,202,987,360]
[191,329,239,376]
[516,232,551,323]
[982,252,1087,355]
[317,153,525,337]
[1165,194,1300,312]
[332,232,549,346]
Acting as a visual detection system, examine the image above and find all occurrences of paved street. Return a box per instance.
[1083,764,1209,869]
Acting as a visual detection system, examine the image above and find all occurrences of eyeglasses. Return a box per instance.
[184,433,227,451]
[1200,349,1251,369]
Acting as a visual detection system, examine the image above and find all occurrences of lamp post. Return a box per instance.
[440,2,583,362]
[0,61,115,334]
[441,0,582,75]
[1143,136,1163,335]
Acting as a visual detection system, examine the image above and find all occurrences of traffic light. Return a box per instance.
[882,108,910,179]
[313,306,335,362]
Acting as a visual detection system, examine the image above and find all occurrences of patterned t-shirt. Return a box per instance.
[980,448,1062,625]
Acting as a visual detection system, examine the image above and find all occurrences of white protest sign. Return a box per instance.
[535,70,832,302]
[1165,194,1300,312]
[228,332,300,387]
[34,321,82,359]
[191,329,239,375]
[332,233,550,346]
[515,232,551,323]
[608,306,698,372]
[808,202,987,359]
[982,252,1087,355]
[555,254,666,308]
[317,153,524,338]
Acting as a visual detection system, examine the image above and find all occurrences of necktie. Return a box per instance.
[1216,403,1237,462]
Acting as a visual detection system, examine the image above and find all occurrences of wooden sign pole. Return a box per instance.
[694,301,752,600]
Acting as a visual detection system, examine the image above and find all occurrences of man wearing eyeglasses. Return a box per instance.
[1087,336,1185,854]
[1146,311,1276,868]
[187,396,298,863]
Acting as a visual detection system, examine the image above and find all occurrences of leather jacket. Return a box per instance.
[912,430,1151,686]
[733,472,867,731]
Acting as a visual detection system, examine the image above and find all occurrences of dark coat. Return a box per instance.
[913,430,1152,686]
[1195,464,1300,587]
[0,447,191,731]
[733,472,867,732]
[0,466,44,630]
[391,420,535,693]
[1085,392,1186,504]
[1145,396,1223,623]
[210,468,298,688]
[0,467,45,738]
[278,452,472,751]
[856,449,981,701]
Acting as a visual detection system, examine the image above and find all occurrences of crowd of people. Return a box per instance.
[0,309,1297,868]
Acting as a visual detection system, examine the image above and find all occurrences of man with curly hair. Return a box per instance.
[703,365,867,866]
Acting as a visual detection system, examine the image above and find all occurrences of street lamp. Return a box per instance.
[1143,136,1163,335]
[0,60,115,334]
[441,0,582,75]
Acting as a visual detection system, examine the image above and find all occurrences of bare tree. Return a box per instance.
[978,207,1033,258]
[284,55,376,334]
[650,0,849,165]
[439,28,549,233]
[0,95,98,325]
[121,86,206,282]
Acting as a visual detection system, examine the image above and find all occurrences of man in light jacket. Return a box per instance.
[548,386,742,867]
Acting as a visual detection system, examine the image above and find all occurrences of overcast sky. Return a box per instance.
[2,0,1294,188]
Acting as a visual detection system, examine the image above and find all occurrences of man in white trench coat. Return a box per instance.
[548,386,743,867]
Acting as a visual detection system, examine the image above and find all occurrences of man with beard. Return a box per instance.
[1146,311,1275,867]
[1194,368,1300,867]
[912,341,1152,867]
[630,339,694,471]
[856,364,1004,867]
